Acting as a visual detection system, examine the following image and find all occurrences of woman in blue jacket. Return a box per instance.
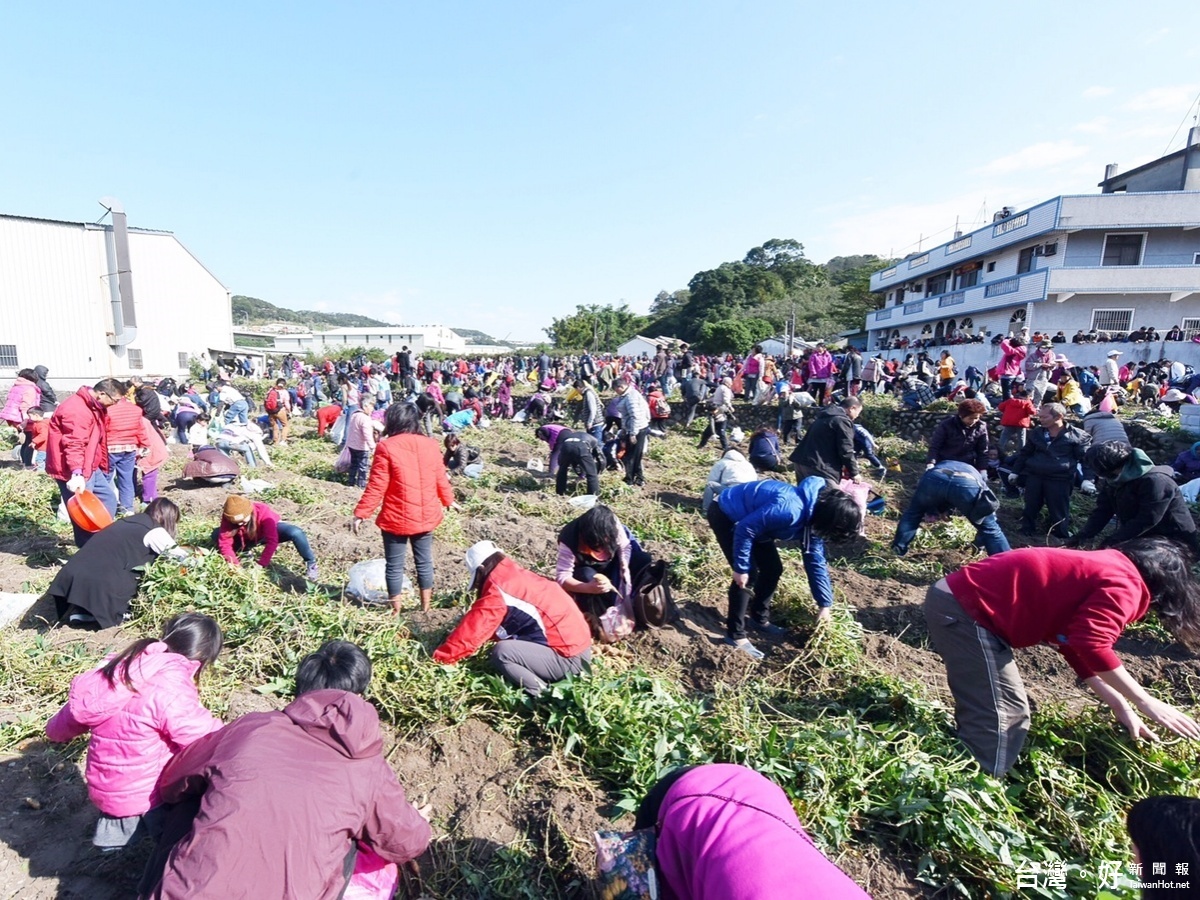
[706,478,861,659]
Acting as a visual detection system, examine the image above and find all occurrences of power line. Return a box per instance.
[1160,87,1200,158]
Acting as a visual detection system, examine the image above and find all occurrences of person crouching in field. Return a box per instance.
[924,538,1200,776]
[139,641,431,899]
[433,541,592,697]
[46,613,223,851]
[214,495,318,582]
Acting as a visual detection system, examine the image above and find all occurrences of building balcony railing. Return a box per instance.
[867,270,1049,330]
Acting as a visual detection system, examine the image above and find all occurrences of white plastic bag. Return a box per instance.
[345,559,411,605]
[526,458,545,472]
[568,494,598,510]
[729,426,745,444]
[513,410,528,423]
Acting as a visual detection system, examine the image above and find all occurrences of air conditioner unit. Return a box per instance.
[1043,242,1058,257]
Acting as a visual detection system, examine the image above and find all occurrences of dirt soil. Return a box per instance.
[1,418,1198,898]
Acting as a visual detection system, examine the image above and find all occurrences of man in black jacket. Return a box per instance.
[1009,402,1089,538]
[927,399,989,472]
[789,396,861,485]
[1071,442,1200,552]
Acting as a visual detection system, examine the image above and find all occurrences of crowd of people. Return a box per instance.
[7,331,1200,898]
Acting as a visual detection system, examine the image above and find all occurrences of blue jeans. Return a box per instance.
[382,530,434,595]
[225,400,249,425]
[893,469,1011,556]
[216,440,257,467]
[108,450,138,512]
[58,470,118,548]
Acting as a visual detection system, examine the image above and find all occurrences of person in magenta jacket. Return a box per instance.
[45,613,223,850]
[433,541,592,697]
[926,539,1200,776]
[534,423,569,473]
[635,763,870,899]
[214,495,318,581]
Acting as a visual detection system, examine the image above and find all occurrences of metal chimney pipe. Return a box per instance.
[100,198,137,348]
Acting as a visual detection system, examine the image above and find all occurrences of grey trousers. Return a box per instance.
[924,584,1031,776]
[490,642,592,697]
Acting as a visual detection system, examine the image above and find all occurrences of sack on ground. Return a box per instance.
[334,445,352,474]
[345,559,411,605]
[837,478,870,535]
[342,844,399,900]
[594,829,658,900]
[182,447,241,485]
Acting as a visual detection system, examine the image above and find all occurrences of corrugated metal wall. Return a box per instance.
[0,215,232,391]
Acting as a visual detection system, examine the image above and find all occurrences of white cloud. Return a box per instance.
[976,140,1089,175]
[1082,86,1114,99]
[1074,116,1111,135]
[1122,84,1200,113]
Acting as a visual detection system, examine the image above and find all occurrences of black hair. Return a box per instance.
[93,378,125,400]
[296,640,372,695]
[17,368,38,382]
[1116,537,1200,651]
[1127,796,1200,898]
[383,402,421,437]
[1086,441,1134,479]
[535,426,551,442]
[145,498,180,538]
[102,612,223,691]
[574,504,621,557]
[839,395,863,411]
[810,488,863,542]
[634,765,698,830]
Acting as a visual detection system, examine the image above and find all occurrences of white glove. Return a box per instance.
[925,463,935,471]
[66,474,86,494]
[1080,479,1097,495]
[143,527,177,555]
[1007,473,1019,485]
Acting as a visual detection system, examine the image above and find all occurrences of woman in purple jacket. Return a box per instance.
[635,764,871,899]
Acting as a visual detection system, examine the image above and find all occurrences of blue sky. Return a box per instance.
[3,2,1198,341]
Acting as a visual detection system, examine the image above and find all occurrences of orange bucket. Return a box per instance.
[67,490,115,533]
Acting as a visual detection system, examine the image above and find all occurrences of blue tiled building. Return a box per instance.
[867,129,1200,351]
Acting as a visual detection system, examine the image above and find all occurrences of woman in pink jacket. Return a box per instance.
[633,764,870,899]
[45,613,223,850]
[0,368,41,427]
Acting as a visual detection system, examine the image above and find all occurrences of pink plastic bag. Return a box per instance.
[1099,391,1117,414]
[837,479,870,535]
[342,844,399,900]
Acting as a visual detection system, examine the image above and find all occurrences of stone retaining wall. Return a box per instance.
[721,399,1190,463]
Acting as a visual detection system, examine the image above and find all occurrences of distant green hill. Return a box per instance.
[231,296,509,346]
[232,295,393,329]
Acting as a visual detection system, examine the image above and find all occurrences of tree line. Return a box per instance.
[543,239,893,353]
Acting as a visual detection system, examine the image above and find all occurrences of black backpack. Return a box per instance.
[631,560,679,629]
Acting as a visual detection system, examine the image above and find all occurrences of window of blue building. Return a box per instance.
[1102,233,1144,266]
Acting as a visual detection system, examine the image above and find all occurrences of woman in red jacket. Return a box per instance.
[434,541,592,697]
[352,403,454,613]
[925,538,1200,776]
